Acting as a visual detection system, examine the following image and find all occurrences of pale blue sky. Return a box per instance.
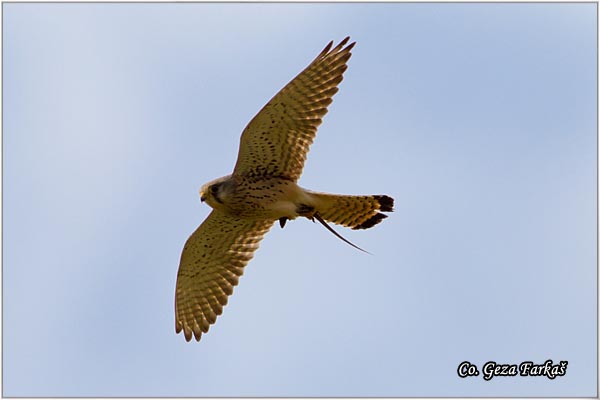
[3,2,597,397]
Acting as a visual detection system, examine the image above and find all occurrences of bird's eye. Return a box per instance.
[210,185,219,194]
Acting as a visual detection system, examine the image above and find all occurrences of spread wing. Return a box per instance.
[175,210,273,341]
[232,37,355,182]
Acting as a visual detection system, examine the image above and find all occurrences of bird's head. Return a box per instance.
[199,175,234,210]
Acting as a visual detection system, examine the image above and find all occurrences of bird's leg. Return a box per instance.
[279,217,288,228]
[296,204,316,221]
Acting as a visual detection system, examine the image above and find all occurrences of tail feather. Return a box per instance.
[311,193,394,230]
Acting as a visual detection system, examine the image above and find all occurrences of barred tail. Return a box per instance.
[311,193,394,230]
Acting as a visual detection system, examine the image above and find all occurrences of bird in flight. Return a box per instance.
[175,37,394,342]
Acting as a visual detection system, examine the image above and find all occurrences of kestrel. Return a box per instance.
[175,37,394,342]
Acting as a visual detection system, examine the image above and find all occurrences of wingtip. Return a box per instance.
[332,36,355,53]
[320,40,334,56]
[320,37,355,57]
[176,318,197,342]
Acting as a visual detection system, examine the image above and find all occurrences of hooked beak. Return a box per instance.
[200,195,206,202]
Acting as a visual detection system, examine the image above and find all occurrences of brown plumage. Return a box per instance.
[233,37,355,181]
[175,211,272,342]
[175,37,394,342]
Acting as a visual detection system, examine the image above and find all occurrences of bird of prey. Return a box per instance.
[175,37,394,342]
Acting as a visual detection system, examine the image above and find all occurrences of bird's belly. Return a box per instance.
[225,178,310,220]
